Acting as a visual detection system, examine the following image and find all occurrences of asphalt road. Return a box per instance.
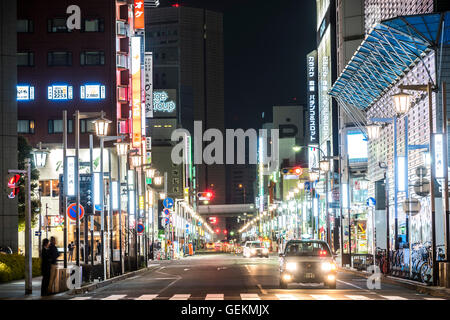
[54,253,447,300]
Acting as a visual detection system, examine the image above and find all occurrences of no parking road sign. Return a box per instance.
[67,203,85,221]
[137,223,144,234]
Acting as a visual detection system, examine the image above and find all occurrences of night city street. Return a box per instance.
[1,0,450,315]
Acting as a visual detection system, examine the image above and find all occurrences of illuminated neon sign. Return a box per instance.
[17,85,35,101]
[48,85,73,100]
[153,91,176,113]
[131,37,142,148]
[80,84,106,100]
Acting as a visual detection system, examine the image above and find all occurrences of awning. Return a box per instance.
[329,12,450,110]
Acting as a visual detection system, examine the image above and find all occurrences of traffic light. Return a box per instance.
[223,229,228,235]
[281,166,303,176]
[7,174,21,199]
[209,216,218,224]
[215,228,220,233]
[197,190,214,201]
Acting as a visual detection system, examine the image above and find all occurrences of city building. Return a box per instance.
[226,165,256,204]
[146,5,226,204]
[0,0,18,252]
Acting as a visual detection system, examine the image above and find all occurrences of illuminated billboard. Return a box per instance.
[131,36,142,148]
[48,85,73,100]
[306,50,319,145]
[17,85,35,101]
[347,130,368,163]
[81,84,106,100]
[153,90,177,117]
[134,0,144,29]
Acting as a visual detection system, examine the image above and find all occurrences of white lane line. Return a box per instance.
[424,297,445,300]
[345,295,373,300]
[310,294,336,300]
[241,293,261,300]
[136,294,158,300]
[184,269,189,271]
[380,295,407,300]
[245,265,251,273]
[275,294,299,300]
[71,297,91,300]
[102,295,127,300]
[169,294,191,300]
[336,279,365,290]
[205,294,224,300]
[257,284,267,295]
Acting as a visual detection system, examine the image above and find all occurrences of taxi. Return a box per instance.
[279,240,337,289]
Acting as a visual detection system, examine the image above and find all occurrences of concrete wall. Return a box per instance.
[0,0,18,252]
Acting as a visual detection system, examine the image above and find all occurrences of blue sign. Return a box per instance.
[165,217,170,225]
[137,223,144,234]
[163,208,170,215]
[163,198,174,209]
[366,197,376,207]
[35,231,41,236]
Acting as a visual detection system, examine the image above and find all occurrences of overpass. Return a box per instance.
[197,204,257,217]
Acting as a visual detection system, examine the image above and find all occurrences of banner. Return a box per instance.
[307,50,319,145]
[134,1,144,29]
[145,53,153,118]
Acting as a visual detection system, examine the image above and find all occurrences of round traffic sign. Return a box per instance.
[67,203,84,221]
[165,217,170,225]
[137,223,144,234]
[163,197,174,209]
[163,208,170,215]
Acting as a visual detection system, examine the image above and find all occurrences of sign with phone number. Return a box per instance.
[48,85,73,100]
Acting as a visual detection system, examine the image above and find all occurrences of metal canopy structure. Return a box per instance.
[329,12,450,110]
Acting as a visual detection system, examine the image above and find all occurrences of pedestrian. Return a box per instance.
[80,241,85,261]
[96,240,101,262]
[68,241,74,262]
[40,238,51,296]
[48,236,60,294]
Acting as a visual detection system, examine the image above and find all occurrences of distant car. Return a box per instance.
[0,246,13,255]
[279,240,337,289]
[214,242,223,251]
[243,241,269,258]
[206,242,215,250]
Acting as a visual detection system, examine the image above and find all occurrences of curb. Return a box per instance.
[67,264,161,295]
[338,267,450,298]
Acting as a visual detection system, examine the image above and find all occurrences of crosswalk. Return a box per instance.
[70,293,446,301]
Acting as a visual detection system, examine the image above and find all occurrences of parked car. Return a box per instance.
[0,246,13,255]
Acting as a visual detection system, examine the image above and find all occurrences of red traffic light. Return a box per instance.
[293,167,303,175]
[209,217,217,224]
[198,191,214,201]
[215,228,220,233]
[223,230,228,234]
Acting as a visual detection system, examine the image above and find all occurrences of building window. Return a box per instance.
[48,17,70,33]
[39,180,60,197]
[116,53,128,68]
[17,19,34,33]
[18,120,35,134]
[80,119,96,133]
[48,119,73,134]
[80,51,105,66]
[48,51,72,66]
[17,52,34,66]
[83,18,105,32]
[116,21,126,36]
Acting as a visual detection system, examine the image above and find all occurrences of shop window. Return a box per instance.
[81,51,105,66]
[51,180,60,197]
[39,180,51,197]
[80,119,96,133]
[18,120,35,134]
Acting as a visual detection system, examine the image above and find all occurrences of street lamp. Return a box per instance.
[292,146,302,152]
[130,154,142,168]
[154,176,163,186]
[319,160,330,173]
[145,167,156,179]
[33,142,49,168]
[116,142,129,157]
[92,115,112,137]
[393,91,412,115]
[366,124,382,140]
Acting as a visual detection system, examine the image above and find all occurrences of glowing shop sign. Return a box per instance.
[80,84,106,100]
[48,85,73,100]
[153,91,176,113]
[17,85,35,101]
[134,0,144,29]
[131,36,142,148]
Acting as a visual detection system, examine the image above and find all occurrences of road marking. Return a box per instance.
[424,297,445,300]
[240,293,261,300]
[275,294,299,300]
[102,295,126,300]
[380,295,407,300]
[205,294,224,300]
[184,268,189,271]
[345,295,373,300]
[310,294,336,300]
[127,275,140,280]
[257,284,267,295]
[136,294,158,300]
[245,265,251,273]
[337,279,365,290]
[71,297,91,300]
[169,294,191,300]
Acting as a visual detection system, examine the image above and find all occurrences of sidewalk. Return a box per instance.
[339,266,450,298]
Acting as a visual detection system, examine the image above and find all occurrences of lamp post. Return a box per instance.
[130,153,142,269]
[320,160,331,247]
[116,141,129,275]
[238,183,246,204]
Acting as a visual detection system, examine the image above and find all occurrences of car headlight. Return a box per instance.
[251,249,256,254]
[285,262,297,271]
[321,262,336,272]
[262,248,268,254]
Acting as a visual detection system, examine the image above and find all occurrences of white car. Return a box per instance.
[243,241,269,258]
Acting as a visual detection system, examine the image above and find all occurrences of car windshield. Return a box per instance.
[248,242,263,248]
[284,242,330,257]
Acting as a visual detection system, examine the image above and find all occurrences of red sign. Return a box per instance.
[67,203,85,221]
[209,217,217,225]
[134,1,144,29]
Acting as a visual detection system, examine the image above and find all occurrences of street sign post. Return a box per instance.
[137,223,144,235]
[163,197,174,209]
[67,203,85,221]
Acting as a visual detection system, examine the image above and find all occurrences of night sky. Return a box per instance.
[159,0,317,130]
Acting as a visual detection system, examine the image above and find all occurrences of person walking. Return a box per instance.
[40,239,51,296]
[48,236,60,294]
[80,241,85,261]
[68,241,74,262]
[96,240,101,263]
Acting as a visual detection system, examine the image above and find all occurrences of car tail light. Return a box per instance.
[319,250,327,256]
